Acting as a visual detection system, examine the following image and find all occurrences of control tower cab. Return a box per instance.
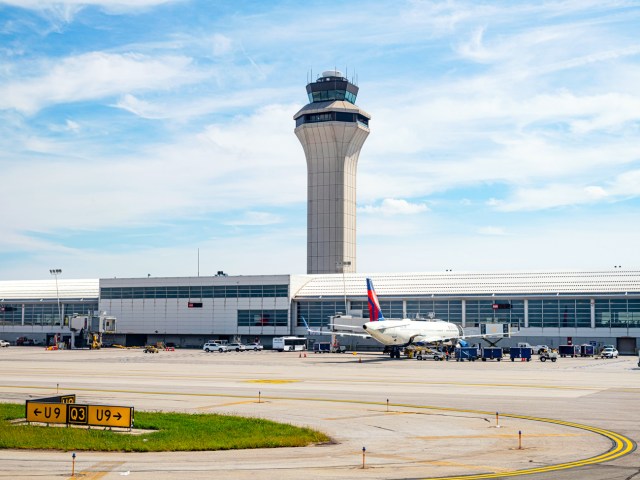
[294,70,371,274]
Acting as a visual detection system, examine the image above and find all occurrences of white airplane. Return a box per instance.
[305,278,508,358]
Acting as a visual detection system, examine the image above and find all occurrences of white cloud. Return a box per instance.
[211,34,233,56]
[477,226,506,236]
[224,212,282,226]
[65,119,80,132]
[0,0,178,12]
[0,52,204,114]
[359,198,429,216]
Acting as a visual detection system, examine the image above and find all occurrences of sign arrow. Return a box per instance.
[114,412,122,420]
[34,408,41,415]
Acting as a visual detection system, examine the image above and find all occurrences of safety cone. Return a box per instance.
[299,353,301,358]
[304,353,307,358]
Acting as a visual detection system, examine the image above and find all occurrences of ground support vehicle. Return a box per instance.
[481,347,503,361]
[0,339,9,347]
[16,337,37,346]
[226,343,246,352]
[143,345,158,353]
[272,336,307,352]
[455,347,479,362]
[519,343,549,354]
[580,344,595,357]
[416,350,447,361]
[203,342,228,353]
[559,345,580,357]
[245,343,264,351]
[510,347,532,362]
[313,342,331,353]
[539,350,558,362]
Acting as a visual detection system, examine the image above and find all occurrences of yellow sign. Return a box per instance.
[26,402,67,424]
[68,405,89,425]
[87,405,133,428]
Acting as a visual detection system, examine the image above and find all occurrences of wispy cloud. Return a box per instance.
[224,212,282,226]
[359,198,429,216]
[0,52,204,114]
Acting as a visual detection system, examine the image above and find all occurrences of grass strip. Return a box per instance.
[0,403,329,452]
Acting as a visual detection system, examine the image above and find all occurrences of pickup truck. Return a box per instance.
[518,343,549,354]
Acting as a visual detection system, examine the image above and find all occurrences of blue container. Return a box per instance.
[509,347,532,361]
[455,347,479,361]
[481,347,503,361]
[580,344,595,357]
[559,345,579,357]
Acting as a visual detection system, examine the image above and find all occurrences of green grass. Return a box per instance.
[0,403,329,452]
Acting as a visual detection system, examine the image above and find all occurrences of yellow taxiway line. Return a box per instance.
[2,384,634,479]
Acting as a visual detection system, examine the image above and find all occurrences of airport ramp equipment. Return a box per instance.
[509,347,532,362]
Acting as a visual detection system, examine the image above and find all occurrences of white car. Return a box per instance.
[601,347,618,359]
[245,343,264,351]
[226,343,246,352]
[0,339,10,347]
[203,342,228,353]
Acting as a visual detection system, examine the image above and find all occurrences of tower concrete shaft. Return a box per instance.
[294,70,371,274]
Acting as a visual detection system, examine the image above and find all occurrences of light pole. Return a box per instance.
[336,261,351,315]
[49,269,62,326]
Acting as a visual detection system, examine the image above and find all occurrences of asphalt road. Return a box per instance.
[0,346,638,479]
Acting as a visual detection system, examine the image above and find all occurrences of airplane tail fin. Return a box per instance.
[366,278,385,322]
[301,316,312,332]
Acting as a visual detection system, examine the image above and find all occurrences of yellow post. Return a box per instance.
[518,430,523,449]
[71,452,76,477]
[362,446,366,468]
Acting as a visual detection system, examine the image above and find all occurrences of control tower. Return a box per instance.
[294,70,371,274]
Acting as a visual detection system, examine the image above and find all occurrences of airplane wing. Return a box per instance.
[331,330,371,339]
[327,323,371,339]
[301,317,327,335]
[303,318,371,338]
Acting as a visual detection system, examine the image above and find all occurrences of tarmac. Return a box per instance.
[0,346,638,479]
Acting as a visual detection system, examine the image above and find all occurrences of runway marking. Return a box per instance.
[195,400,257,410]
[415,433,584,440]
[70,461,125,480]
[3,385,635,479]
[3,370,640,393]
[245,379,300,384]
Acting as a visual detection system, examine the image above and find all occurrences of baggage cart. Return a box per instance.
[481,347,503,361]
[580,344,595,357]
[559,345,579,357]
[455,347,479,362]
[509,347,532,361]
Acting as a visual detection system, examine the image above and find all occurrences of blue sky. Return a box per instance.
[1,0,639,280]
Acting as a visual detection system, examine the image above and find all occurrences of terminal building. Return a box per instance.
[1,270,639,353]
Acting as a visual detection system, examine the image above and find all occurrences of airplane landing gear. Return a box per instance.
[389,346,402,359]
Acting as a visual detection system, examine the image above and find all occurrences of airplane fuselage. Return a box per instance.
[362,319,462,346]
